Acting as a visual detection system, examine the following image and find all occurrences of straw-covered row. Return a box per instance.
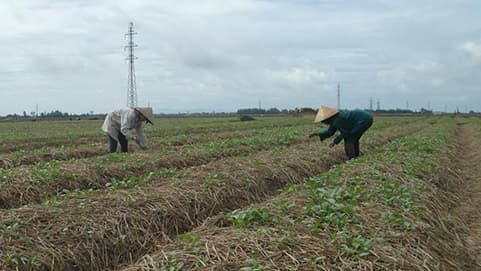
[0,116,314,153]
[0,124,321,208]
[0,123,312,169]
[120,117,479,271]
[0,120,428,270]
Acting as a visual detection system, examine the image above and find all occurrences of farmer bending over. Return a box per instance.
[309,106,373,159]
[101,107,154,153]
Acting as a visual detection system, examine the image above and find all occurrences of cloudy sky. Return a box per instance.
[1,0,481,115]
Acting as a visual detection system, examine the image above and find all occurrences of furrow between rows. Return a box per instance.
[119,117,458,271]
[0,122,314,169]
[0,117,312,153]
[0,121,428,270]
[0,126,314,208]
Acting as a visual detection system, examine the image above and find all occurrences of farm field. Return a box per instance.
[1,115,481,270]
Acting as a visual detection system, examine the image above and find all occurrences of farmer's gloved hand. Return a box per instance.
[329,142,336,148]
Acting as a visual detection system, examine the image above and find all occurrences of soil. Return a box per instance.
[451,124,481,268]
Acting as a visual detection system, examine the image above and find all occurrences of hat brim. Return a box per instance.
[134,109,154,125]
[314,106,339,123]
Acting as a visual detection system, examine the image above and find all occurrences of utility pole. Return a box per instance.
[337,82,341,110]
[406,101,409,110]
[126,22,138,108]
[369,97,373,111]
[376,98,380,111]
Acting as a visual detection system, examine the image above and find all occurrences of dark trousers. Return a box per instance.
[344,119,373,160]
[344,139,360,160]
[108,132,128,153]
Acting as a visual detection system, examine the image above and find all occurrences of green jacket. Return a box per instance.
[318,109,373,144]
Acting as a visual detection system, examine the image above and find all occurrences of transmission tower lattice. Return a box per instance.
[126,22,138,108]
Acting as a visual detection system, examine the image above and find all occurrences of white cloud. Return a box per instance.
[1,0,481,114]
[461,41,481,58]
[269,68,328,85]
[376,61,447,93]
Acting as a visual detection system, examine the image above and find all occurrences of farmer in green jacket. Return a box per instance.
[309,106,373,159]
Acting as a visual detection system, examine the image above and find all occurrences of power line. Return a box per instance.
[337,82,340,110]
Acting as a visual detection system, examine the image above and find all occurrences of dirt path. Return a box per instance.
[450,123,481,268]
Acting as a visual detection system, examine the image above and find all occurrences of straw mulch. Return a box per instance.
[122,121,481,271]
[0,123,425,270]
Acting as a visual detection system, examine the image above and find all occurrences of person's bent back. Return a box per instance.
[101,107,154,153]
[309,106,373,159]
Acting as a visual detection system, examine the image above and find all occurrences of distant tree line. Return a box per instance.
[1,107,479,122]
[237,107,439,115]
[1,110,105,121]
[370,108,420,114]
[237,108,289,115]
[37,110,70,118]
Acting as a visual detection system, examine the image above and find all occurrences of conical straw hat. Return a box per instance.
[314,106,339,123]
[134,107,154,125]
